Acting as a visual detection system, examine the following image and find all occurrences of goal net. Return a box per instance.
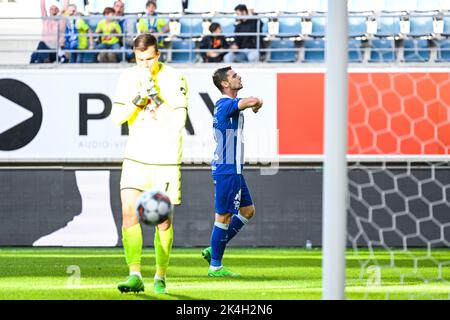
[342,70,450,299]
[347,160,450,299]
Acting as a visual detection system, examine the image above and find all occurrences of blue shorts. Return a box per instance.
[213,174,254,215]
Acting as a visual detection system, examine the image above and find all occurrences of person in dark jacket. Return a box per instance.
[199,22,230,63]
[224,4,263,63]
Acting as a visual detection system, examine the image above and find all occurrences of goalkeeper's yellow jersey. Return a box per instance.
[111,63,188,165]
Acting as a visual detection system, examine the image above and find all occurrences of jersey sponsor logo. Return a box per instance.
[0,79,42,151]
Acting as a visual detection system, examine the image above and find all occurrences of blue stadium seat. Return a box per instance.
[267,39,297,62]
[260,17,270,35]
[86,14,102,32]
[303,39,325,62]
[441,15,450,37]
[408,15,434,37]
[375,16,401,37]
[310,15,326,38]
[369,39,396,62]
[278,16,302,38]
[211,17,236,37]
[436,39,450,62]
[348,39,364,62]
[171,40,197,63]
[179,16,203,38]
[348,16,367,38]
[403,39,430,62]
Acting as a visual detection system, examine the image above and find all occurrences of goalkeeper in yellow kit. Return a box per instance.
[111,33,188,294]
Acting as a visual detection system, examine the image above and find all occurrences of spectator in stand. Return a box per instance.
[114,0,135,62]
[95,6,123,62]
[137,0,169,49]
[113,0,125,31]
[30,0,65,63]
[60,2,97,64]
[224,4,264,63]
[199,22,230,63]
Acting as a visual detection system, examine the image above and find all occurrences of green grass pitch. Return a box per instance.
[0,247,449,300]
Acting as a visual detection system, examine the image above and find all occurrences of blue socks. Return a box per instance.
[227,213,249,242]
[210,222,229,268]
[210,214,250,269]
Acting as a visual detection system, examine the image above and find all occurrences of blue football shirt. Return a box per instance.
[211,95,245,175]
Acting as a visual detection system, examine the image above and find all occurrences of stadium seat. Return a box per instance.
[348,39,364,62]
[184,0,215,14]
[403,39,430,62]
[267,38,297,62]
[303,39,324,62]
[211,16,236,37]
[179,16,204,38]
[348,15,367,38]
[86,14,102,32]
[375,16,401,38]
[408,15,435,37]
[369,38,396,62]
[260,17,271,35]
[440,14,450,37]
[436,39,450,62]
[310,15,326,38]
[170,40,197,63]
[278,16,302,38]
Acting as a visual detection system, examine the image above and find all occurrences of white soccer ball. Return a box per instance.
[135,189,173,226]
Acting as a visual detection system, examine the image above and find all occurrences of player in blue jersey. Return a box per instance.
[202,66,263,277]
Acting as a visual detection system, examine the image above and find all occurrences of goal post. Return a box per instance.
[322,0,348,300]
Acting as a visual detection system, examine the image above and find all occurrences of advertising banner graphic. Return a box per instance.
[0,68,277,162]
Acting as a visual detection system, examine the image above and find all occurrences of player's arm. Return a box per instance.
[238,96,263,113]
[111,71,146,125]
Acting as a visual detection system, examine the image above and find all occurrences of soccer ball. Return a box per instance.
[136,189,173,226]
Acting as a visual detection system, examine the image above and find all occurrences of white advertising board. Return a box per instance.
[0,68,278,163]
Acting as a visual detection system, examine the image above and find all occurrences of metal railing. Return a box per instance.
[1,12,450,65]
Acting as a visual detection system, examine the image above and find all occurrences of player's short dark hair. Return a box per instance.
[212,66,232,93]
[209,22,221,33]
[133,33,159,53]
[146,0,157,8]
[234,4,248,13]
[103,7,115,15]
